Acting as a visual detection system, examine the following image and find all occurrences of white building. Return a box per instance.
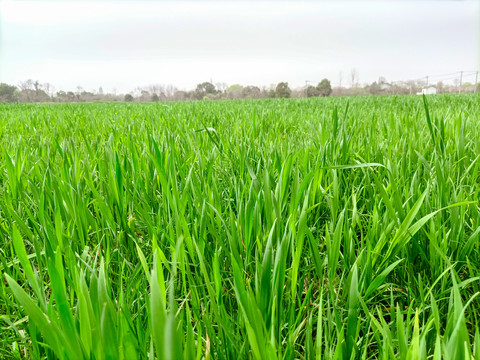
[417,86,437,95]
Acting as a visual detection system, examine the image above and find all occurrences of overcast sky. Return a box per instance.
[0,0,479,93]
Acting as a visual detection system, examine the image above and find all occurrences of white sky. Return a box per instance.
[0,0,479,93]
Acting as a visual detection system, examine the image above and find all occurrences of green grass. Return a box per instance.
[0,94,479,359]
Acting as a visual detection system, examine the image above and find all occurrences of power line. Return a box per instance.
[308,70,478,92]
[405,71,477,84]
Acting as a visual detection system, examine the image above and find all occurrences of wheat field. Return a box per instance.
[1,94,479,359]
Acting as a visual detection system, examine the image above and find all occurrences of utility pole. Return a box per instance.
[475,71,478,93]
[459,71,463,93]
[426,76,428,87]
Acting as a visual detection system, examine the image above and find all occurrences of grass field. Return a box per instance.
[0,94,479,359]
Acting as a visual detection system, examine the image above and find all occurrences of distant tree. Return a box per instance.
[226,84,243,99]
[75,86,84,101]
[204,93,221,100]
[317,79,332,97]
[43,82,55,98]
[350,68,359,88]
[265,88,276,98]
[0,83,19,102]
[79,91,96,102]
[195,82,217,100]
[242,85,261,99]
[215,82,228,93]
[275,82,291,98]
[436,81,444,94]
[148,84,164,97]
[18,79,34,101]
[18,85,49,102]
[305,85,319,97]
[18,79,34,92]
[338,71,344,88]
[404,80,421,95]
[138,90,150,102]
[173,90,189,101]
[151,93,160,102]
[453,78,460,92]
[227,84,243,92]
[36,90,50,102]
[56,90,68,102]
[124,94,134,102]
[462,82,474,92]
[67,91,76,101]
[367,81,381,95]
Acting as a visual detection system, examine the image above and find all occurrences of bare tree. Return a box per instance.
[350,68,359,88]
[164,84,177,98]
[132,87,143,98]
[453,78,460,91]
[75,86,84,101]
[436,81,444,94]
[215,82,228,93]
[43,83,55,98]
[18,79,34,91]
[18,79,34,101]
[148,84,165,97]
[33,80,41,92]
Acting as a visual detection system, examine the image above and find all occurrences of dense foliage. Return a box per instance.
[0,94,479,359]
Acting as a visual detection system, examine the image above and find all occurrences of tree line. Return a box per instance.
[0,77,477,103]
[0,79,331,103]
